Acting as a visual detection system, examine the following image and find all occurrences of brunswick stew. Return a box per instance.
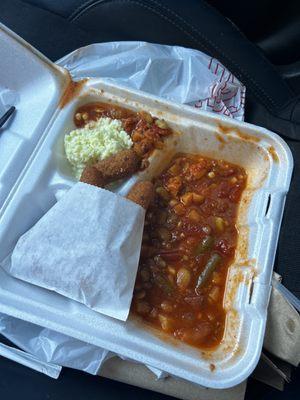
[132,154,247,349]
[74,102,172,161]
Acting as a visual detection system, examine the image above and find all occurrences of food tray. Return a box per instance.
[0,24,293,388]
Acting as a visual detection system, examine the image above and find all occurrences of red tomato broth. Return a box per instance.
[132,153,247,349]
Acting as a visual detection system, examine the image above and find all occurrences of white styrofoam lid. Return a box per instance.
[0,23,69,212]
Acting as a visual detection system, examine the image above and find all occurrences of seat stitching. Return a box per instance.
[69,0,106,20]
[70,0,210,53]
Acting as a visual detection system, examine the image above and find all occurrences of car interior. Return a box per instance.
[0,1,299,399]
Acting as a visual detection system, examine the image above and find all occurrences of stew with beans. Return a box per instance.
[74,102,172,162]
[132,154,247,349]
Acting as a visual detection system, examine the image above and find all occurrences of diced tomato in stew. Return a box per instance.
[74,102,172,161]
[132,153,247,349]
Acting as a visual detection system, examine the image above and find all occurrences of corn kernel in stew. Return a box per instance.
[181,192,194,206]
[173,203,186,215]
[159,314,173,332]
[188,209,201,222]
[176,268,191,289]
[192,193,205,204]
[215,216,225,232]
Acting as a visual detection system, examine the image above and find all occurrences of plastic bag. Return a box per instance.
[58,41,245,120]
[0,313,112,375]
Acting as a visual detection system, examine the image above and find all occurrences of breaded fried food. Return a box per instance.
[94,149,141,184]
[126,181,154,210]
[80,166,106,188]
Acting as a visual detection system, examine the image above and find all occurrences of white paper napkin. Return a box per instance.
[4,182,145,321]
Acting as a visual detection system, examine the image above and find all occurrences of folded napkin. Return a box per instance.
[3,182,145,321]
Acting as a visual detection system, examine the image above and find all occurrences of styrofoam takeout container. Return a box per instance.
[0,24,293,388]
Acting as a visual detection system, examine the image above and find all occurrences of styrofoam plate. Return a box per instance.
[0,76,293,388]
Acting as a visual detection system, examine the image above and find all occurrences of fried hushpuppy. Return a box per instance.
[126,181,154,210]
[94,149,141,184]
[80,166,106,188]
